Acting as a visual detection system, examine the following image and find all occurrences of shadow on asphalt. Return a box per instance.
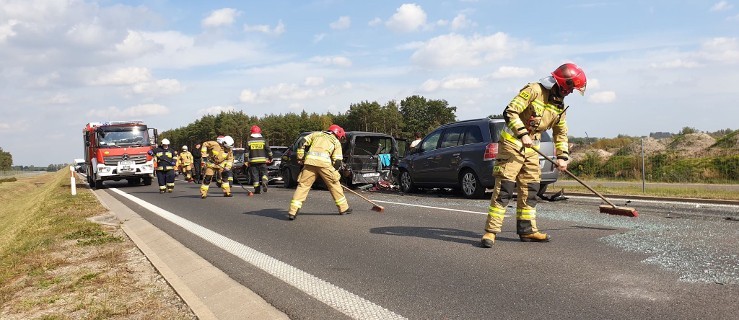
[369,226,521,247]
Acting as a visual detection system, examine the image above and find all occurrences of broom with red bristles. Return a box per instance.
[341,184,385,212]
[533,148,638,217]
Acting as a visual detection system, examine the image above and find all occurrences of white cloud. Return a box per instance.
[368,17,383,27]
[91,67,152,86]
[588,91,616,104]
[451,14,474,31]
[385,4,427,32]
[132,79,185,95]
[244,20,285,35]
[304,77,324,86]
[202,8,240,28]
[239,82,331,104]
[310,56,352,67]
[313,33,326,43]
[0,19,19,42]
[649,59,700,69]
[115,30,162,57]
[587,78,601,90]
[421,75,482,92]
[698,37,739,63]
[47,93,71,104]
[87,104,170,118]
[411,32,525,68]
[197,105,237,115]
[710,1,733,11]
[490,66,534,79]
[330,16,351,30]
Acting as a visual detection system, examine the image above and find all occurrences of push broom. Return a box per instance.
[341,184,385,212]
[532,148,638,217]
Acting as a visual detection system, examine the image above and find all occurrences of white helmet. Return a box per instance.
[221,135,234,148]
[161,138,170,145]
[182,145,188,151]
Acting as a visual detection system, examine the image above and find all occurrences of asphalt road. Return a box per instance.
[103,179,739,320]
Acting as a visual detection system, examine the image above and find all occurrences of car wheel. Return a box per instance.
[143,177,152,186]
[283,168,296,188]
[460,169,484,199]
[94,179,104,189]
[399,170,416,193]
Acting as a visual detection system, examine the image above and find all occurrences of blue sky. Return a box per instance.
[1,0,738,166]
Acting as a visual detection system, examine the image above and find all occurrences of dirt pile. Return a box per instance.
[619,137,667,156]
[668,133,716,157]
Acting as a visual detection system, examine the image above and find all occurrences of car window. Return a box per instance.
[541,131,552,142]
[420,131,442,152]
[439,126,465,148]
[464,125,483,144]
[351,136,394,155]
[489,122,505,141]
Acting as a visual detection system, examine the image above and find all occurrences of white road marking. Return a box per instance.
[373,200,491,215]
[565,195,739,210]
[109,188,406,320]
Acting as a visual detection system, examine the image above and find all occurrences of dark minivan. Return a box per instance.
[280,131,401,188]
[397,118,559,198]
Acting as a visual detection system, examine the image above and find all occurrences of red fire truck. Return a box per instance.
[83,121,158,189]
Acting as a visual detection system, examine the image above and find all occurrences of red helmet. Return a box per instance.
[328,124,346,139]
[250,125,261,134]
[552,63,587,96]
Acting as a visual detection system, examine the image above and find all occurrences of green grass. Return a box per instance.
[550,182,739,201]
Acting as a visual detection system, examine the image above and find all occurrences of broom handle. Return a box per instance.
[341,184,381,207]
[531,147,617,208]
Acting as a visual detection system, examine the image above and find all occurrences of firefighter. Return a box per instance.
[481,63,586,247]
[192,143,203,184]
[287,124,351,220]
[200,135,235,198]
[178,145,194,182]
[148,138,176,193]
[245,125,273,194]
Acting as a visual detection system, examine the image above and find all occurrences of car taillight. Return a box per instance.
[483,143,498,161]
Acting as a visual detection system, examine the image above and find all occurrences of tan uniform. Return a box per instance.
[485,82,569,235]
[178,151,194,181]
[288,131,349,216]
[200,141,234,197]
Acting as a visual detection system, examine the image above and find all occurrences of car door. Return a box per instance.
[433,126,466,184]
[410,130,442,183]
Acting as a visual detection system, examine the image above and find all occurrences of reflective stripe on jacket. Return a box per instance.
[246,136,273,164]
[503,83,569,160]
[201,140,234,169]
[298,131,343,168]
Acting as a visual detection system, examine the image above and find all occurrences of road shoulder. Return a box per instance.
[93,189,289,320]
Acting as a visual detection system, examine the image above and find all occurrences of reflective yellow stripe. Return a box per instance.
[305,154,332,163]
[555,141,569,152]
[201,185,209,191]
[335,196,347,206]
[516,208,536,220]
[290,200,303,208]
[500,130,540,151]
[510,98,526,110]
[307,151,330,158]
[488,206,506,219]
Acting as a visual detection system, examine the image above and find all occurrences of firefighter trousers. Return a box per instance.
[249,163,268,188]
[288,164,349,215]
[484,142,542,235]
[156,169,175,192]
[200,166,232,197]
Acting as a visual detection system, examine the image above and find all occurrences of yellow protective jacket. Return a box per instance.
[178,151,194,169]
[502,82,569,160]
[297,131,343,168]
[201,141,234,170]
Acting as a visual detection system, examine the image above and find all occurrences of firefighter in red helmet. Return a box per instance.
[245,125,273,194]
[287,124,351,220]
[481,63,586,248]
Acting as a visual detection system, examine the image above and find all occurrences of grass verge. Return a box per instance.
[549,182,739,201]
[0,170,195,319]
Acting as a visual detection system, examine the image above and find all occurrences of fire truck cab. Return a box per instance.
[83,121,157,189]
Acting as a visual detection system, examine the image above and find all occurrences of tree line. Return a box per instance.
[160,95,458,149]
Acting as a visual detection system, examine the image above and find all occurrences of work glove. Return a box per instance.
[333,159,343,170]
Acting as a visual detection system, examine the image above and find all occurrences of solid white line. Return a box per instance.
[565,195,739,209]
[109,188,406,320]
[372,200,490,215]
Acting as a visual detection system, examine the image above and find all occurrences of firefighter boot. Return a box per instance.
[519,232,550,242]
[288,209,298,221]
[159,186,166,194]
[339,208,353,215]
[481,232,496,248]
[200,185,208,199]
[253,184,261,194]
